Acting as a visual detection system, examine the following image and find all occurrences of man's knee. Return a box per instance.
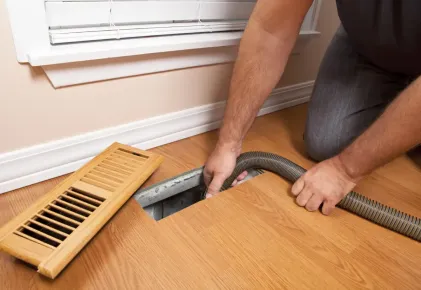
[304,130,344,162]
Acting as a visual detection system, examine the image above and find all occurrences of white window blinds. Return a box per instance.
[45,0,257,44]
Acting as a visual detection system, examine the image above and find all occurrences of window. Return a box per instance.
[6,0,322,87]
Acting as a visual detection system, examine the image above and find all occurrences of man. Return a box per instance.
[203,0,421,215]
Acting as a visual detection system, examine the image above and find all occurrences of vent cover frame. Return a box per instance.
[0,142,163,279]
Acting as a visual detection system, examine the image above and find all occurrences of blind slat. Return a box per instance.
[50,21,247,44]
[46,1,255,28]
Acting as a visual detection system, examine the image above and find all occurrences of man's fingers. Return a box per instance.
[296,187,312,207]
[231,171,248,186]
[238,171,248,181]
[305,194,324,212]
[203,168,212,186]
[206,174,225,198]
[321,200,335,215]
[291,178,305,196]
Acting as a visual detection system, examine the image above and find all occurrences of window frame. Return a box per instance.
[5,0,322,87]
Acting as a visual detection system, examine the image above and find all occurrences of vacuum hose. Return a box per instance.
[219,152,421,242]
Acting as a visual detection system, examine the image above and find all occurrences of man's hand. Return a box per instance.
[204,144,248,198]
[291,156,360,215]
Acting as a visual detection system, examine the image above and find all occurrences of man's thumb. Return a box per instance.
[206,175,225,198]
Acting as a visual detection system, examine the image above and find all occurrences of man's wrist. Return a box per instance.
[336,151,364,182]
[215,140,242,156]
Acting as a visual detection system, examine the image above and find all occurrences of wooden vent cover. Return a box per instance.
[0,142,163,279]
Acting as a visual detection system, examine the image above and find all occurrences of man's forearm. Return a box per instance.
[217,0,313,150]
[339,76,421,179]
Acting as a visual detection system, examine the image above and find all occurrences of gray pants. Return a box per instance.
[304,26,416,161]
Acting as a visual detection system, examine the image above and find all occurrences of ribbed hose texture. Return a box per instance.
[220,152,421,242]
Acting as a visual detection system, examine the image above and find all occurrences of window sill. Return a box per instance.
[29,31,319,66]
[36,31,319,88]
[29,32,242,66]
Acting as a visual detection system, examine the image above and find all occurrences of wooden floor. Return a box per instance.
[1,104,421,289]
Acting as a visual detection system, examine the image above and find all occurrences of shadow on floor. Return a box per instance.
[407,146,421,169]
[276,104,309,157]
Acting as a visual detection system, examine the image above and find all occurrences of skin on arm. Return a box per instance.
[204,0,314,197]
[292,75,421,215]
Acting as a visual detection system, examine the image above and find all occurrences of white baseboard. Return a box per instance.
[0,81,314,194]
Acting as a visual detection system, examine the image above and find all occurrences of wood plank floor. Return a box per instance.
[1,104,421,289]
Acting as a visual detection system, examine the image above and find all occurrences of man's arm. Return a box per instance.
[204,0,314,197]
[292,75,421,215]
[340,76,421,178]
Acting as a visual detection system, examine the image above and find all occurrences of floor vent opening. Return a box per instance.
[140,169,264,221]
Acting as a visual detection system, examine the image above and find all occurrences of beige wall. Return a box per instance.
[279,0,339,86]
[0,0,339,154]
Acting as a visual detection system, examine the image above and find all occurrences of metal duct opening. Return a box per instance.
[136,168,263,221]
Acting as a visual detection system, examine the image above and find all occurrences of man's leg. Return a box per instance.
[304,25,410,162]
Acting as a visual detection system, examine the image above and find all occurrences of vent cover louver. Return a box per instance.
[0,143,163,279]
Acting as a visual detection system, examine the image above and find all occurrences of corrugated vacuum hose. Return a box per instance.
[219,152,421,242]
